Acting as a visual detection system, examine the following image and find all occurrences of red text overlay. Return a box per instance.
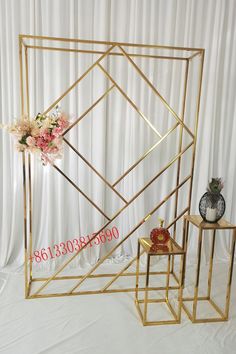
[30,227,120,263]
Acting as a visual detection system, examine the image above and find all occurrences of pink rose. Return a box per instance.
[36,137,47,150]
[26,136,36,147]
[41,130,54,142]
[52,126,63,137]
[58,116,69,129]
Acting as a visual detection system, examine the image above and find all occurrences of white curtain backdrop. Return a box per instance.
[0,0,236,272]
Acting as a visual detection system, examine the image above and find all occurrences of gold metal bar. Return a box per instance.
[24,43,33,281]
[166,207,189,230]
[29,286,180,299]
[224,229,236,319]
[22,152,28,297]
[138,299,166,304]
[209,299,225,319]
[19,36,24,116]
[27,45,189,60]
[207,229,216,298]
[182,302,194,322]
[68,175,191,294]
[193,228,203,320]
[32,270,170,281]
[112,123,180,188]
[135,242,141,302]
[97,63,162,138]
[166,301,178,321]
[118,46,195,139]
[53,164,110,220]
[177,254,185,321]
[192,318,226,324]
[187,51,205,213]
[63,85,115,135]
[102,249,145,291]
[28,154,33,280]
[182,218,189,287]
[143,319,180,326]
[183,296,209,301]
[20,34,204,52]
[135,301,144,324]
[24,46,30,116]
[165,255,171,301]
[42,44,116,115]
[188,51,201,60]
[143,255,150,322]
[63,137,128,204]
[172,60,189,247]
[172,270,180,285]
[27,279,32,297]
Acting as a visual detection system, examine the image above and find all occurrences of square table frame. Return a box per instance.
[182,215,236,323]
[135,237,186,326]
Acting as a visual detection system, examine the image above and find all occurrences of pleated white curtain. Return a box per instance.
[0,0,236,270]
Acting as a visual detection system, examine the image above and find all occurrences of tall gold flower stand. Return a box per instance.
[182,215,236,323]
[135,237,185,326]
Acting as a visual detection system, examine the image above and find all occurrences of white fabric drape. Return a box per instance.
[0,0,236,271]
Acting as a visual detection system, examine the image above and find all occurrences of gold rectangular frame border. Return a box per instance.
[19,34,205,299]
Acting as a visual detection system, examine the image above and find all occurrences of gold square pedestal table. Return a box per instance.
[135,237,186,326]
[182,215,236,323]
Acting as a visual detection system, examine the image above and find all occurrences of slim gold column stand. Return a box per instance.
[135,238,185,325]
[182,215,236,323]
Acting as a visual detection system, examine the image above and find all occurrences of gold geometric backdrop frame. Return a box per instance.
[19,34,204,299]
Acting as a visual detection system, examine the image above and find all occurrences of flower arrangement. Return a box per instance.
[207,178,224,194]
[7,107,69,165]
[205,177,224,209]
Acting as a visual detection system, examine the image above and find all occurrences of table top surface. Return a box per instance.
[139,237,185,255]
[184,215,236,230]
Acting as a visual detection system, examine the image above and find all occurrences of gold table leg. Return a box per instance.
[225,229,236,319]
[143,254,150,324]
[182,218,189,287]
[193,228,203,321]
[207,229,216,299]
[135,242,141,302]
[177,254,185,322]
[165,255,171,302]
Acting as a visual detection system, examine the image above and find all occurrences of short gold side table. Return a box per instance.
[135,237,185,326]
[182,215,236,323]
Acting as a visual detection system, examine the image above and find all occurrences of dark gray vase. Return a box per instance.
[199,192,225,223]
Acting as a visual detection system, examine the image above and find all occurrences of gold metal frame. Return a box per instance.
[182,215,236,323]
[135,238,185,326]
[19,35,205,299]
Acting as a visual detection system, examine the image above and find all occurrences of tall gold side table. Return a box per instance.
[182,215,236,323]
[135,237,185,326]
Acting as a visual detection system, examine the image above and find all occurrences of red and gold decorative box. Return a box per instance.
[150,218,170,252]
